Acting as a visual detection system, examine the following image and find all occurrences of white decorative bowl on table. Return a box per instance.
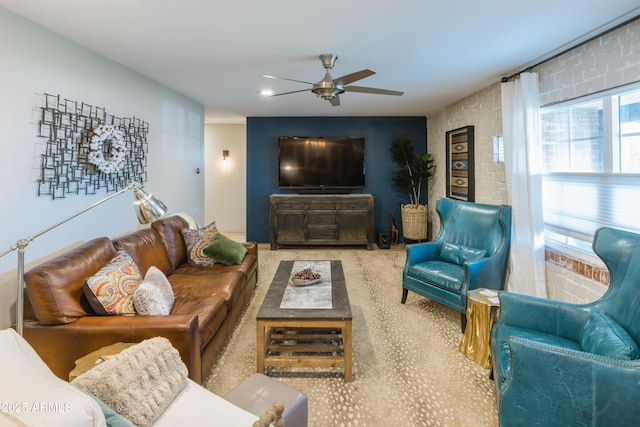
[289,266,323,287]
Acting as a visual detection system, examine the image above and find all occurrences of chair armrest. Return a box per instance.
[500,336,640,426]
[498,292,591,340]
[405,242,440,265]
[23,314,201,382]
[464,257,493,290]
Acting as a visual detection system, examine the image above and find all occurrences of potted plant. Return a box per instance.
[390,134,435,240]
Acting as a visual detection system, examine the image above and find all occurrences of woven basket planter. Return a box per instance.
[401,204,428,240]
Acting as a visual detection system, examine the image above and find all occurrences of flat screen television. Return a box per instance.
[278,136,365,191]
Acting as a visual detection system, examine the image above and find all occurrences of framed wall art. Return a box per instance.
[446,125,475,202]
[37,93,149,199]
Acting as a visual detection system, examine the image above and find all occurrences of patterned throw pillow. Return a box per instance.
[133,266,175,315]
[84,250,143,315]
[180,221,218,267]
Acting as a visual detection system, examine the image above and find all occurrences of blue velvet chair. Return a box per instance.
[401,197,512,331]
[492,227,640,426]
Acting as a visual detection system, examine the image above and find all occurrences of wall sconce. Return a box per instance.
[223,150,229,160]
[493,135,504,164]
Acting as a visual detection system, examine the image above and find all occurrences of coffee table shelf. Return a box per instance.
[257,261,353,381]
[267,327,344,355]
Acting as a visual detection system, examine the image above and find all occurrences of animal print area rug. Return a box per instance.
[206,246,499,427]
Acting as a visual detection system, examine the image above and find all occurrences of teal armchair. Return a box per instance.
[401,197,512,331]
[492,227,640,426]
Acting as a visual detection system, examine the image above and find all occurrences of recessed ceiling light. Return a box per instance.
[260,89,274,97]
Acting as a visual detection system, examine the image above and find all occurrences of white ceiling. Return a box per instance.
[2,1,639,123]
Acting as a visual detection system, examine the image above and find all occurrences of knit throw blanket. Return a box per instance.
[72,337,188,426]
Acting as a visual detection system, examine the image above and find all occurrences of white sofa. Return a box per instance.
[0,329,259,427]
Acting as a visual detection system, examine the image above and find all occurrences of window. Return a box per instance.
[540,85,640,257]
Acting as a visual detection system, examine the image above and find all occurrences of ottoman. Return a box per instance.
[223,373,308,427]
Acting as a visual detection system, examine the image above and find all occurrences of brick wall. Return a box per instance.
[426,18,639,303]
[426,83,506,235]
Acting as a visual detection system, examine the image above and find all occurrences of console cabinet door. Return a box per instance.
[338,200,372,246]
[271,202,306,249]
[338,212,368,242]
[275,212,306,243]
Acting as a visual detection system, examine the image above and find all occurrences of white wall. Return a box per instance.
[204,123,247,232]
[0,8,205,329]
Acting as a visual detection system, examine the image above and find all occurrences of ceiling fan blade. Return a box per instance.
[344,85,404,96]
[329,96,341,107]
[261,74,314,85]
[265,88,312,97]
[333,69,375,85]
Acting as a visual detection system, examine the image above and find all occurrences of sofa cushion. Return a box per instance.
[84,250,143,316]
[203,233,248,265]
[133,266,175,315]
[171,294,227,349]
[151,215,190,271]
[72,337,188,427]
[24,237,117,325]
[169,270,245,310]
[155,379,258,426]
[407,260,464,293]
[173,211,199,229]
[439,241,487,265]
[580,311,640,360]
[113,228,173,276]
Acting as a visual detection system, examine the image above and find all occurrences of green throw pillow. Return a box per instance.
[203,233,248,265]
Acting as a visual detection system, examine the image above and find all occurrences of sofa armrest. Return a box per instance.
[23,314,202,383]
[498,292,590,340]
[500,336,640,426]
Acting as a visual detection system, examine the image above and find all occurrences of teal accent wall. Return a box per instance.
[246,116,427,243]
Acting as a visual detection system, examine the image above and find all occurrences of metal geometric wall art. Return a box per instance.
[446,125,475,202]
[37,93,149,199]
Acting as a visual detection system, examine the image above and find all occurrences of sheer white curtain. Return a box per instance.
[501,72,547,297]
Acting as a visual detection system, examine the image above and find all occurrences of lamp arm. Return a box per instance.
[0,181,143,335]
[1,182,138,259]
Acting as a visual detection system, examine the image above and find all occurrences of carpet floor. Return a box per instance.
[205,246,499,426]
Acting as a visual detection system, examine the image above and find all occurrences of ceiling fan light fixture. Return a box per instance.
[311,86,344,100]
[311,77,345,100]
[261,53,402,104]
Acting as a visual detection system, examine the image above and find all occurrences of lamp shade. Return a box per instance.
[133,187,167,224]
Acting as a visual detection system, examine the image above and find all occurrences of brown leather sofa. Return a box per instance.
[21,215,258,384]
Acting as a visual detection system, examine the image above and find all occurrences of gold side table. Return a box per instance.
[459,288,500,369]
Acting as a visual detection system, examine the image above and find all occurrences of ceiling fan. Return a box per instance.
[261,54,404,106]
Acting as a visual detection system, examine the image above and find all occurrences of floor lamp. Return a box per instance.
[0,182,167,335]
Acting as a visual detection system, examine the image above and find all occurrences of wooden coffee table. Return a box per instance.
[256,260,353,381]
